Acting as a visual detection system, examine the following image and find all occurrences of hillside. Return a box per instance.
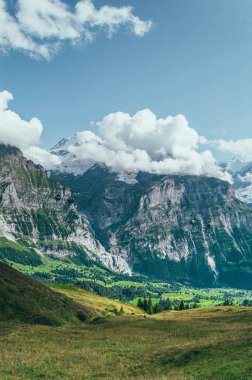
[0,305,251,379]
[51,284,144,316]
[0,261,91,325]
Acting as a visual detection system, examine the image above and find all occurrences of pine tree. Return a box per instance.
[147,297,153,314]
[163,298,172,310]
[143,298,148,312]
[137,298,143,309]
[179,300,185,311]
[157,302,164,313]
[153,303,158,314]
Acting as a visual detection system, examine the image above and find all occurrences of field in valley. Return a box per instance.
[0,306,252,379]
[1,262,252,379]
[130,286,252,309]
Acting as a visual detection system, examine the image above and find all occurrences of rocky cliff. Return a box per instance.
[52,165,252,288]
[0,144,130,274]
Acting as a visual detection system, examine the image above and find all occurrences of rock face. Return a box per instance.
[0,144,131,274]
[52,165,252,288]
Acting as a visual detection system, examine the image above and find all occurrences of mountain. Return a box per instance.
[3,141,252,288]
[0,261,90,325]
[52,138,252,207]
[51,135,95,175]
[220,158,252,205]
[0,144,130,274]
[51,165,252,288]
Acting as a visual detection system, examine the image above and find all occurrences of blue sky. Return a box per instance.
[1,0,252,154]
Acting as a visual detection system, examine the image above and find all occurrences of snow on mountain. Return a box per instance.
[52,136,252,205]
[51,135,95,175]
[221,158,247,173]
[220,159,252,205]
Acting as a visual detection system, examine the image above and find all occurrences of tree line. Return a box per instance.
[137,297,198,314]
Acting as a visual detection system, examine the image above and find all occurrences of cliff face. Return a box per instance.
[52,166,252,288]
[0,145,130,274]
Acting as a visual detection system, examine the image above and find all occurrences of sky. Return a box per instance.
[0,0,252,178]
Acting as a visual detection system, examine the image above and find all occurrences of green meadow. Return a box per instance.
[0,306,252,379]
[130,286,252,309]
[1,262,252,379]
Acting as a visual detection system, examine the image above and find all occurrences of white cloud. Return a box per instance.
[24,146,62,169]
[0,90,43,149]
[0,0,52,59]
[0,90,234,182]
[0,90,61,167]
[0,0,152,59]
[215,138,252,161]
[64,109,231,182]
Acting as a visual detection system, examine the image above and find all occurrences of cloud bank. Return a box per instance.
[215,139,252,161]
[2,89,247,182]
[62,109,231,181]
[0,0,152,59]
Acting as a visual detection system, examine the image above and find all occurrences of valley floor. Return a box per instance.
[0,307,252,380]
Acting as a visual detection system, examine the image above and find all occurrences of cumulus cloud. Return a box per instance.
[215,138,252,161]
[63,109,231,182]
[0,90,43,149]
[0,0,152,59]
[0,90,61,167]
[0,90,235,182]
[24,146,62,169]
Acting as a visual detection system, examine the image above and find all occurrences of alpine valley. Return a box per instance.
[1,137,252,291]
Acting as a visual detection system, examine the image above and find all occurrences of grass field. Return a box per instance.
[1,261,252,379]
[50,284,144,317]
[0,306,251,379]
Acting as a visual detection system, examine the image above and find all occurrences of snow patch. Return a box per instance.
[116,172,138,184]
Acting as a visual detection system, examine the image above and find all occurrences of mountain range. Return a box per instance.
[51,135,252,206]
[1,141,252,288]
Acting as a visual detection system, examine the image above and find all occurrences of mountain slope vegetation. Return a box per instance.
[0,261,91,325]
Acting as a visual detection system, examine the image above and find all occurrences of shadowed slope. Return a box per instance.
[0,261,91,325]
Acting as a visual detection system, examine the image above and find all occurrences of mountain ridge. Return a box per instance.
[0,144,130,274]
[51,165,252,288]
[1,142,252,288]
[51,135,252,205]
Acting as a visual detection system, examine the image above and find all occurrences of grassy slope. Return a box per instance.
[0,261,92,325]
[0,306,251,379]
[51,284,144,316]
[1,263,252,379]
